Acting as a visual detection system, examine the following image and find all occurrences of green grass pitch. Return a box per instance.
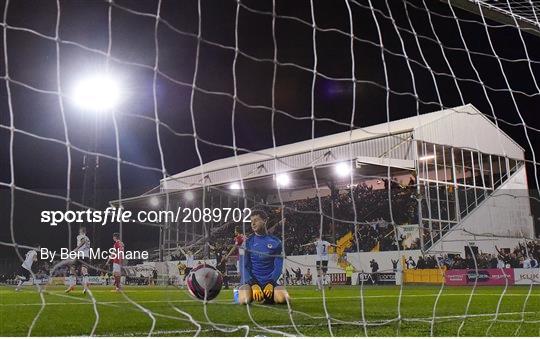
[1,284,538,336]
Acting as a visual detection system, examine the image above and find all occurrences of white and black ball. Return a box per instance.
[186,264,223,301]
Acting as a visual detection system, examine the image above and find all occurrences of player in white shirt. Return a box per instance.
[15,245,39,291]
[66,227,91,294]
[301,237,335,290]
[177,246,202,280]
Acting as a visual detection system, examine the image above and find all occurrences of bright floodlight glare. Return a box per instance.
[335,162,351,178]
[73,75,120,111]
[184,191,194,201]
[275,173,290,187]
[229,182,242,190]
[149,196,159,207]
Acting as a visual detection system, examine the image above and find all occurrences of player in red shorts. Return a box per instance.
[106,232,124,292]
[221,226,246,283]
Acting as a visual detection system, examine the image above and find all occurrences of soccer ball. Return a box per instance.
[186,264,223,301]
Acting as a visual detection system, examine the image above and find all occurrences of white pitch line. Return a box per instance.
[3,289,539,337]
[1,292,540,306]
[2,286,538,295]
[3,291,540,307]
[292,292,540,299]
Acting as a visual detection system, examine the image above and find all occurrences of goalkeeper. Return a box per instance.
[238,209,288,304]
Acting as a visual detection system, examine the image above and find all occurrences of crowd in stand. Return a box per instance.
[192,181,418,257]
[170,180,540,274]
[403,240,539,270]
[497,241,540,268]
[270,182,418,255]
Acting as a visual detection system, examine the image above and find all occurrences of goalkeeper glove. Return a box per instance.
[263,283,274,299]
[251,284,264,302]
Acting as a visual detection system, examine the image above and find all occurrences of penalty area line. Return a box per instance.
[3,291,540,307]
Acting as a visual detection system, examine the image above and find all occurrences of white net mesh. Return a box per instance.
[1,0,539,336]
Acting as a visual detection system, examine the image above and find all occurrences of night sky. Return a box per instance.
[1,0,539,257]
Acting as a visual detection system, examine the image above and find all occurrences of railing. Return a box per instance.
[422,161,523,251]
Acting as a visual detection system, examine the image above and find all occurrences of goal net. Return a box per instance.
[1,0,539,336]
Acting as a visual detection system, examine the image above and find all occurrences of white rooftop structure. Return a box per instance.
[162,104,524,191]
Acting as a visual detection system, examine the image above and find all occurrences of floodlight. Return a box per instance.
[334,162,352,178]
[184,191,194,201]
[275,173,290,187]
[229,182,242,190]
[72,74,121,111]
[149,196,159,207]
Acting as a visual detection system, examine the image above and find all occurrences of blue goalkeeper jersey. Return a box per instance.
[243,233,283,285]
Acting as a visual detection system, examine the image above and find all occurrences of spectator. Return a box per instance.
[406,256,416,269]
[391,259,399,271]
[292,267,302,285]
[370,259,379,273]
[417,256,426,269]
[304,268,313,285]
[345,263,355,285]
[151,269,158,285]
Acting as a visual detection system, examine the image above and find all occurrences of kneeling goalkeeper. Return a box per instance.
[240,209,288,304]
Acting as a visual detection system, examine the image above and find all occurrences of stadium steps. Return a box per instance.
[422,161,525,252]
